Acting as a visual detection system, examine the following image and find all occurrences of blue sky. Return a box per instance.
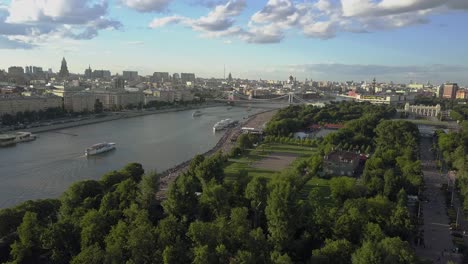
[0,0,468,85]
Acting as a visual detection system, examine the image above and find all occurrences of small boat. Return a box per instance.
[15,132,37,143]
[192,110,202,117]
[213,119,238,131]
[85,142,116,156]
[0,134,17,147]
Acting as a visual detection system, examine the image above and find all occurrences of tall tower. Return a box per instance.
[59,57,69,78]
[371,77,377,95]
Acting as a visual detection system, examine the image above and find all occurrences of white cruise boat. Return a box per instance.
[85,142,116,156]
[213,118,238,131]
[15,132,37,143]
[192,110,202,117]
[0,134,17,147]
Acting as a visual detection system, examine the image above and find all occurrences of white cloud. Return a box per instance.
[0,0,120,49]
[152,0,468,44]
[149,15,186,28]
[150,0,248,37]
[121,0,173,13]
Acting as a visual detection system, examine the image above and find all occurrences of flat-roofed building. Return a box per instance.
[67,90,144,112]
[0,94,62,115]
[152,72,170,83]
[181,73,196,84]
[123,71,138,81]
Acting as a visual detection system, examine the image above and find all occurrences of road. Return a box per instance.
[416,137,462,263]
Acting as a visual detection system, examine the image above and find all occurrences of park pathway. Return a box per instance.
[416,137,462,263]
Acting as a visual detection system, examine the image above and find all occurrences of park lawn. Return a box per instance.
[224,142,317,181]
[300,177,332,204]
[259,143,317,156]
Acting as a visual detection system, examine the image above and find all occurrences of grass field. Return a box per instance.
[301,177,331,202]
[224,143,331,201]
[224,143,316,179]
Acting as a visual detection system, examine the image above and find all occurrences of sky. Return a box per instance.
[0,0,468,85]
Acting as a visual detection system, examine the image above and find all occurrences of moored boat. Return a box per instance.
[15,132,37,143]
[213,118,238,131]
[85,142,116,156]
[0,134,17,147]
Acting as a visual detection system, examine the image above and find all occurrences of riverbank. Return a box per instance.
[157,109,278,198]
[6,103,223,134]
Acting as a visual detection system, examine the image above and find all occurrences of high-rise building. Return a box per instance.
[153,72,169,82]
[59,57,69,78]
[8,66,24,76]
[123,71,138,81]
[181,73,196,84]
[172,73,180,82]
[24,66,43,75]
[93,70,111,79]
[442,83,459,99]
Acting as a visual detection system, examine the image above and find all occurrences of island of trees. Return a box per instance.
[0,102,428,263]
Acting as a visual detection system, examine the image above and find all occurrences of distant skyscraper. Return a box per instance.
[172,73,180,83]
[181,73,196,84]
[228,72,233,83]
[123,71,138,81]
[371,77,377,95]
[442,83,459,99]
[153,72,169,82]
[59,57,69,78]
[8,66,24,76]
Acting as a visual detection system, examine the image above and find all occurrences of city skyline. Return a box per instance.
[0,0,468,84]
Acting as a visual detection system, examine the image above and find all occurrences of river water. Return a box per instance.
[0,105,276,208]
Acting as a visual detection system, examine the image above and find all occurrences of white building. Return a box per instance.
[404,103,441,117]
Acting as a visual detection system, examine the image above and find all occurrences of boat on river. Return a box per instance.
[213,119,238,131]
[192,110,202,117]
[15,132,37,143]
[85,142,116,156]
[0,134,17,147]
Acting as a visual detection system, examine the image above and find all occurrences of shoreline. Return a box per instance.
[157,109,278,198]
[5,103,223,134]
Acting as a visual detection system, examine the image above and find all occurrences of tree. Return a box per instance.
[41,220,80,264]
[245,177,268,228]
[80,209,110,248]
[329,177,360,203]
[238,134,253,150]
[138,171,160,210]
[265,178,299,250]
[311,239,354,264]
[10,212,43,263]
[351,241,381,264]
[70,243,105,264]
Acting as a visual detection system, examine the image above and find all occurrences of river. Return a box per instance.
[0,105,277,208]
